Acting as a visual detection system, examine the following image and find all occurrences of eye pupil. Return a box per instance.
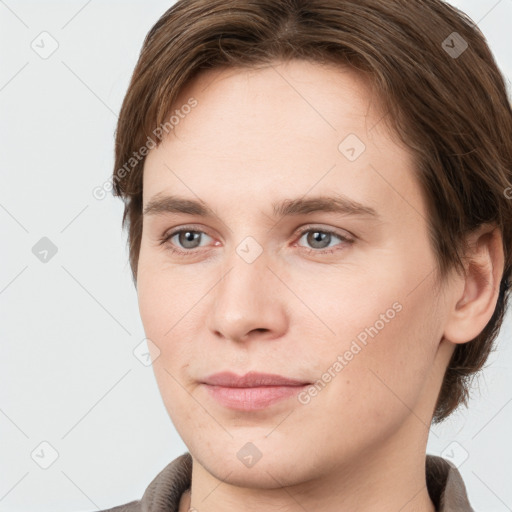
[179,231,201,248]
[307,231,331,249]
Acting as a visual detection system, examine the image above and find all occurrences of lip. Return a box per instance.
[201,371,310,387]
[200,371,311,411]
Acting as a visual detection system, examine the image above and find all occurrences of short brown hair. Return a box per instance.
[112,0,512,423]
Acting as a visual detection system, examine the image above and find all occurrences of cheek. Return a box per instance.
[321,295,438,440]
[136,259,207,412]
[296,261,440,416]
[136,251,202,341]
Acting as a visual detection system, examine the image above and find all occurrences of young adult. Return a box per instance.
[101,1,512,510]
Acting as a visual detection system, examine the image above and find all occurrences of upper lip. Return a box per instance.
[201,371,310,388]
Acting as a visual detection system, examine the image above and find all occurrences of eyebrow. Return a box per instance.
[143,193,379,219]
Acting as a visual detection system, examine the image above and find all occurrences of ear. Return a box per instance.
[443,224,505,344]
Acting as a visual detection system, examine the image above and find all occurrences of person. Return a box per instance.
[102,0,512,510]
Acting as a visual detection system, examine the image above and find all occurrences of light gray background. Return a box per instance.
[1,1,511,511]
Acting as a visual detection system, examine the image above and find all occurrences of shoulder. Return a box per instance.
[426,454,475,512]
[90,452,192,512]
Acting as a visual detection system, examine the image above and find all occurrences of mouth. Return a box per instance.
[200,371,312,411]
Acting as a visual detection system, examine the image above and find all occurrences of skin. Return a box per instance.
[136,59,504,512]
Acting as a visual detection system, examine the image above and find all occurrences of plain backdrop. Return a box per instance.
[1,1,511,511]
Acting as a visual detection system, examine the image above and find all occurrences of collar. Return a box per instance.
[426,455,475,511]
[138,453,474,511]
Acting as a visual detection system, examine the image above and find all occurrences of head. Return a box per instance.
[111,0,511,481]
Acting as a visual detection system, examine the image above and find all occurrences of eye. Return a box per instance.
[159,225,354,257]
[295,226,353,254]
[159,226,214,255]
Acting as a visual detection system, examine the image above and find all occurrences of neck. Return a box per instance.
[181,418,437,512]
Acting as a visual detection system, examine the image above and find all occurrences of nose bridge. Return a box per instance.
[219,233,270,297]
[207,240,287,341]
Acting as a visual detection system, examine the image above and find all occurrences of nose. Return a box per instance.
[206,248,289,344]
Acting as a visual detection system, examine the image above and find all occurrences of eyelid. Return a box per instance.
[292,225,354,255]
[294,224,355,241]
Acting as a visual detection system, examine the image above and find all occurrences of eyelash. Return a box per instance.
[158,224,354,257]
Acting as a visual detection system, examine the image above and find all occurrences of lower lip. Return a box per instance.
[202,384,309,411]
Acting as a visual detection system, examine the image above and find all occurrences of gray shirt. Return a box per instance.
[97,452,474,511]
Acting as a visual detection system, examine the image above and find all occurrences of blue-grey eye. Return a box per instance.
[174,230,203,249]
[298,229,344,250]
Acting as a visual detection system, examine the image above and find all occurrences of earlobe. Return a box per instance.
[443,224,505,345]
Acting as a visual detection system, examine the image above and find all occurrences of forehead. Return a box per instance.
[162,60,382,153]
[142,59,421,222]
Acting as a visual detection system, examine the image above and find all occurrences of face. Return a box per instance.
[137,59,455,487]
